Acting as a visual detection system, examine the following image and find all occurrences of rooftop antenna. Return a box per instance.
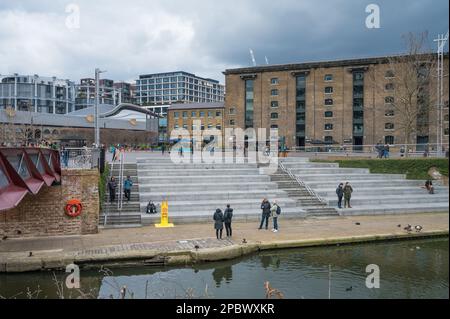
[265,56,269,65]
[249,49,256,67]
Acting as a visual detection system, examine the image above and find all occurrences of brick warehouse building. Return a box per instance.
[223,54,449,151]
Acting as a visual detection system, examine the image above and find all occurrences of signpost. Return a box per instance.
[155,200,174,228]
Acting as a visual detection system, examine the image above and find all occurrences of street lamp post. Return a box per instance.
[95,68,106,148]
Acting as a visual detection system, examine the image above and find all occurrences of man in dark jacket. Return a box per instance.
[343,182,353,208]
[224,204,234,237]
[108,177,117,202]
[336,183,344,209]
[259,198,271,230]
[213,208,224,240]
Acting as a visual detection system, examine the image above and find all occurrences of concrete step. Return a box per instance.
[99,214,142,226]
[305,179,424,188]
[141,206,307,224]
[139,182,276,192]
[139,175,271,184]
[297,173,406,181]
[317,186,449,197]
[289,168,370,174]
[337,202,449,216]
[282,163,339,168]
[280,157,310,162]
[137,163,259,169]
[138,198,298,213]
[140,189,288,202]
[326,193,449,206]
[137,168,260,176]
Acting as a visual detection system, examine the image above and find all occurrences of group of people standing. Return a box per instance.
[335,182,353,209]
[259,199,281,232]
[375,142,390,159]
[213,205,234,239]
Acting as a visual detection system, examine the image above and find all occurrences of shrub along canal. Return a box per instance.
[0,237,448,299]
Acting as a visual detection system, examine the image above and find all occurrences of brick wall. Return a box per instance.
[0,169,99,238]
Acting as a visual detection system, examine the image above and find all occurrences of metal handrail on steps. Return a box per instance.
[278,161,327,204]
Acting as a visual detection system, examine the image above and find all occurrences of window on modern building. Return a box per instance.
[385,135,395,144]
[385,109,395,117]
[385,83,395,91]
[324,74,333,81]
[271,89,279,96]
[182,111,188,118]
[385,123,395,130]
[229,119,235,125]
[325,123,333,130]
[183,124,188,129]
[325,111,333,118]
[201,124,205,130]
[216,124,222,130]
[216,111,221,117]
[174,124,179,129]
[191,111,197,117]
[445,127,449,136]
[174,112,179,118]
[445,100,449,108]
[271,113,279,119]
[271,124,279,129]
[271,78,279,85]
[207,123,213,129]
[271,101,279,108]
[207,111,213,117]
[385,70,395,78]
[444,114,449,122]
[385,96,395,104]
[325,87,333,94]
[324,136,333,143]
[325,99,333,106]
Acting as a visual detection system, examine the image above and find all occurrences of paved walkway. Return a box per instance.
[1,213,448,257]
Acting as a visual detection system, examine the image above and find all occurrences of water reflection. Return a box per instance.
[0,238,448,299]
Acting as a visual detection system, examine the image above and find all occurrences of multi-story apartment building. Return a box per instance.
[75,78,133,111]
[167,102,224,145]
[135,71,225,107]
[0,74,76,114]
[223,55,449,151]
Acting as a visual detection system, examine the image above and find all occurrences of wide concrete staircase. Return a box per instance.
[280,157,449,216]
[100,163,142,227]
[137,156,306,224]
[270,169,339,217]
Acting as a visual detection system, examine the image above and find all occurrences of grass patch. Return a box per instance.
[312,158,449,180]
[98,163,110,210]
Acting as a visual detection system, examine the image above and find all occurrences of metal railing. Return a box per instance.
[279,160,327,204]
[61,147,101,169]
[117,151,125,212]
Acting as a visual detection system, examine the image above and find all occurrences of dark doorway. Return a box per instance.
[353,137,363,152]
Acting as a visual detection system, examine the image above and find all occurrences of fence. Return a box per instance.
[60,147,102,169]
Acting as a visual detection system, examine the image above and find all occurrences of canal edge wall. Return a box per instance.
[1,230,448,273]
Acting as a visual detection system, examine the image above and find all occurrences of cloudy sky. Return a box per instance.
[0,0,448,83]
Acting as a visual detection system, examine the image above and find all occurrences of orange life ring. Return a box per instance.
[65,199,83,218]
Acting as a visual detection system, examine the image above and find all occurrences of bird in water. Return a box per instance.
[242,239,247,244]
[346,286,353,292]
[355,222,361,226]
[1,235,7,241]
[194,245,200,250]
[397,224,402,228]
[415,225,423,233]
[28,252,33,257]
[404,225,413,232]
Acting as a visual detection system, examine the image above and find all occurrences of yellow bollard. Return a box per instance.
[155,200,174,228]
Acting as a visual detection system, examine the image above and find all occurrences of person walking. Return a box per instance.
[343,182,353,208]
[223,204,234,237]
[213,208,224,240]
[161,144,165,155]
[383,144,390,158]
[123,176,133,202]
[270,201,280,232]
[336,183,344,209]
[259,198,271,230]
[108,176,117,202]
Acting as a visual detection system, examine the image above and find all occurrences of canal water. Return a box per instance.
[0,238,448,299]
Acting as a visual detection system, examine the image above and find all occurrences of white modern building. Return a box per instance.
[0,74,76,114]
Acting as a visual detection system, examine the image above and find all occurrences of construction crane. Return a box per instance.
[249,49,256,67]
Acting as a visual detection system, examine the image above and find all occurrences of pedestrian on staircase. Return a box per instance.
[124,176,133,202]
[336,183,344,209]
[343,182,353,208]
[224,204,234,237]
[259,198,271,230]
[213,208,224,240]
[108,176,117,202]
